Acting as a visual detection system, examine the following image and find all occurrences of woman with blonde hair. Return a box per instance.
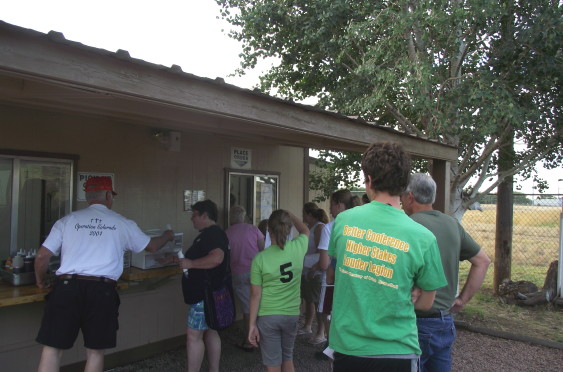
[248,210,309,372]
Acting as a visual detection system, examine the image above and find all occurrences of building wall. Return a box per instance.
[1,104,306,234]
[0,104,306,369]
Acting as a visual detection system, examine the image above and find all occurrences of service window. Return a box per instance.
[226,169,279,226]
[0,154,74,258]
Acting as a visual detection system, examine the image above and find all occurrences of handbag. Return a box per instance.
[203,277,236,330]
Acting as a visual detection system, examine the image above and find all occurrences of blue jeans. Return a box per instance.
[417,314,456,372]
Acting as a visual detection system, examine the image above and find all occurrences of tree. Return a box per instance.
[216,0,562,220]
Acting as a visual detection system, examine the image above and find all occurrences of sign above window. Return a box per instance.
[231,147,252,169]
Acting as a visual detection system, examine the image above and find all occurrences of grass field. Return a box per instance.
[461,204,561,280]
[457,205,562,343]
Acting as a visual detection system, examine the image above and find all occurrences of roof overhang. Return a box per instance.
[0,21,457,161]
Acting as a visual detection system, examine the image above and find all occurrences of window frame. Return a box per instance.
[0,149,78,256]
[224,168,280,227]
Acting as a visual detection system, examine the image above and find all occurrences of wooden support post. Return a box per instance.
[431,160,450,214]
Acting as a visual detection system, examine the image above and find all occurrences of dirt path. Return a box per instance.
[107,324,563,372]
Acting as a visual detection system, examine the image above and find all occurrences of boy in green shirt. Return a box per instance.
[328,142,447,372]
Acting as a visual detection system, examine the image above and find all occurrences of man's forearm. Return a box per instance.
[458,250,490,304]
[145,230,175,252]
[414,290,436,311]
[183,248,224,270]
[34,246,53,288]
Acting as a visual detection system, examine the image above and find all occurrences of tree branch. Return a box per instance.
[383,102,423,135]
[343,50,361,70]
[458,136,499,185]
[461,136,561,208]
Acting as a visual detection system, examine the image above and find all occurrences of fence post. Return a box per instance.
[558,202,562,299]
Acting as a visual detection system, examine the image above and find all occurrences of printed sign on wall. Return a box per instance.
[77,172,115,201]
[183,190,206,211]
[231,147,252,169]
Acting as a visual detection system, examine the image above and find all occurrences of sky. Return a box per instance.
[2,0,267,88]
[2,1,561,195]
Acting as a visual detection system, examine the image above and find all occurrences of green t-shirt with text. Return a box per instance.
[328,201,447,356]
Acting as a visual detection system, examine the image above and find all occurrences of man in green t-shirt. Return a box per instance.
[328,142,447,372]
[402,173,491,372]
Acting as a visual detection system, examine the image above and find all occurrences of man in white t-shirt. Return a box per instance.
[34,176,174,372]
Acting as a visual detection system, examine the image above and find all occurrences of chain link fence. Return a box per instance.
[461,194,562,288]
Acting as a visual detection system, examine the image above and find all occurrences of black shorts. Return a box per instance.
[300,274,322,303]
[36,278,120,350]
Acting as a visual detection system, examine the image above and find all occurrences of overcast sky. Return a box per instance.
[2,1,561,195]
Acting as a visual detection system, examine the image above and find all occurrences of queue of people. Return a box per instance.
[33,141,489,372]
[298,202,329,344]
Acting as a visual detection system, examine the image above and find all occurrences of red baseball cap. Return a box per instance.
[84,176,117,195]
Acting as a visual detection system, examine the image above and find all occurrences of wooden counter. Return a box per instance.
[0,277,130,308]
[0,281,49,307]
[120,266,182,280]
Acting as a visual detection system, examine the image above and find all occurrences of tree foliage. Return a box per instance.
[216,0,562,216]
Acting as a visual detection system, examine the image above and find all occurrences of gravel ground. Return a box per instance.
[108,321,563,372]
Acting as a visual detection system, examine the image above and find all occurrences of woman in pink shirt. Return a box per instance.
[225,205,265,351]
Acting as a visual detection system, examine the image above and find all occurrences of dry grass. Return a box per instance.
[458,205,562,343]
[462,205,561,269]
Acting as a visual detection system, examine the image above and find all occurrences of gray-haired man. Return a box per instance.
[401,173,490,372]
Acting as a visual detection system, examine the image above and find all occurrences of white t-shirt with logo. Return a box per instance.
[43,204,150,280]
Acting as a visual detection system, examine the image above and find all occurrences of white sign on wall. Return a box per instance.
[77,172,115,201]
[183,190,206,211]
[231,147,252,169]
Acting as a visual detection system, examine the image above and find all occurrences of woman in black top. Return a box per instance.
[178,200,229,372]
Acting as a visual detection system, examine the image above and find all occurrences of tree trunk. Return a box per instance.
[542,260,558,302]
[493,134,514,295]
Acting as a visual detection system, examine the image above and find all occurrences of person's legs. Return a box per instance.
[311,310,326,341]
[37,346,63,372]
[203,329,221,372]
[186,328,206,372]
[300,301,315,332]
[280,315,299,370]
[185,301,209,372]
[281,360,295,372]
[299,276,314,333]
[258,316,283,368]
[82,281,120,350]
[241,312,254,349]
[233,273,254,349]
[84,348,105,372]
[309,275,324,342]
[417,315,456,372]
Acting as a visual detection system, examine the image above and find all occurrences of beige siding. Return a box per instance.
[0,103,306,370]
[1,104,306,235]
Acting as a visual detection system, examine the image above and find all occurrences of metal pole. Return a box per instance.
[558,179,563,299]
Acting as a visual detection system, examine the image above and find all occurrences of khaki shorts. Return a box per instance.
[257,315,299,367]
